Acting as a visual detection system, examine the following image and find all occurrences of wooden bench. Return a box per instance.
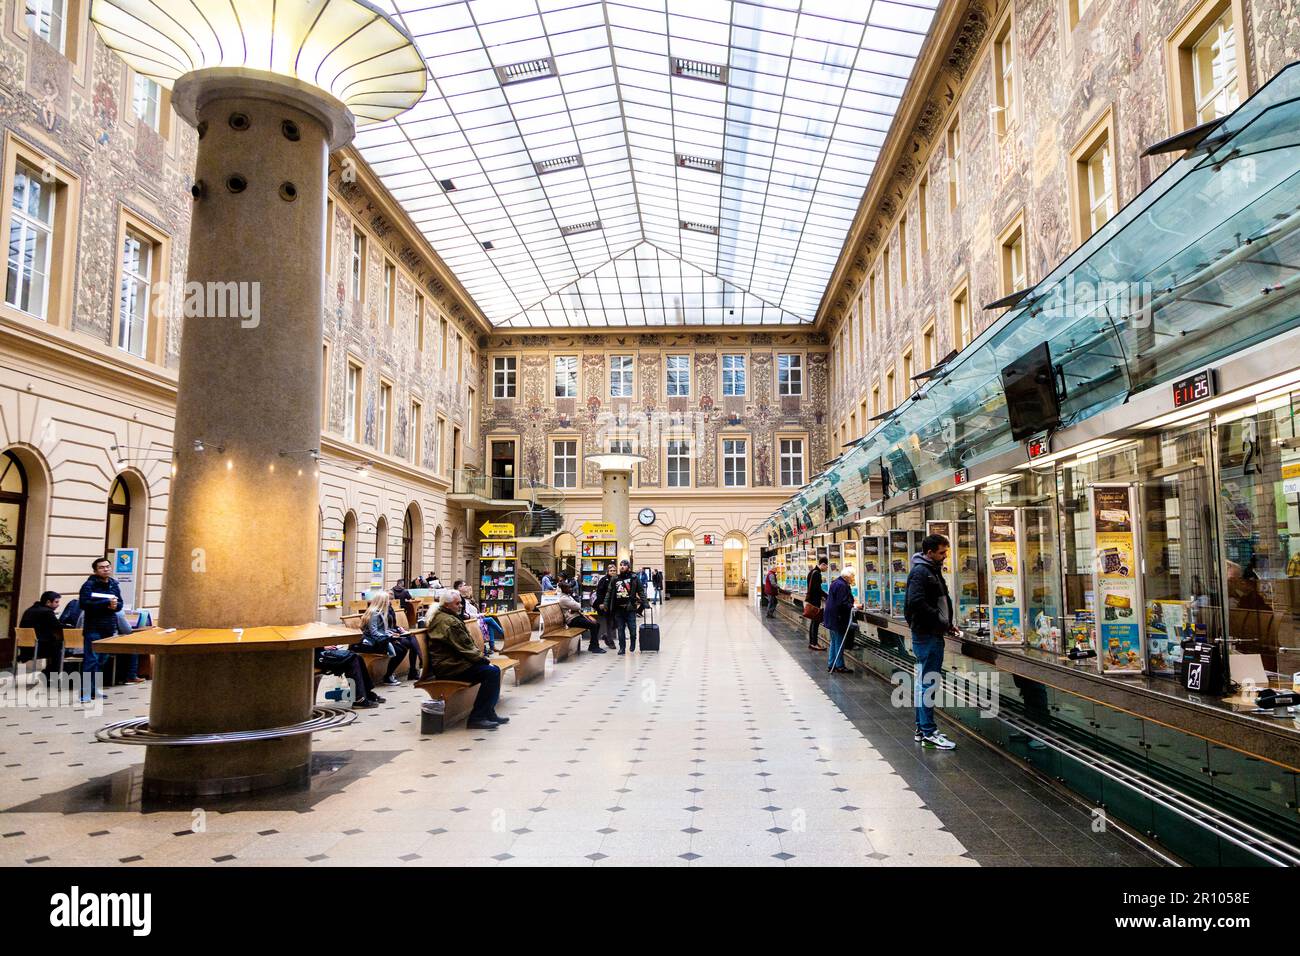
[15,626,84,671]
[539,603,588,661]
[337,613,418,684]
[494,608,556,683]
[415,620,519,728]
[519,592,542,630]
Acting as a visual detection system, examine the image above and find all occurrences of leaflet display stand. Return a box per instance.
[580,536,617,609]
[479,538,518,614]
[860,536,885,611]
[886,529,918,618]
[1091,483,1145,674]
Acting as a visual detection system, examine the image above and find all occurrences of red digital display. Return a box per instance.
[1026,436,1051,460]
[953,468,969,485]
[1172,369,1216,408]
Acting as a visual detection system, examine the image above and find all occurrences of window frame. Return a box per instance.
[1166,0,1248,132]
[345,359,363,444]
[609,353,634,398]
[777,434,807,488]
[553,353,579,399]
[665,436,692,489]
[492,355,518,400]
[777,352,804,397]
[721,352,747,396]
[350,226,366,302]
[665,353,691,398]
[720,434,749,488]
[551,436,579,490]
[1069,107,1118,244]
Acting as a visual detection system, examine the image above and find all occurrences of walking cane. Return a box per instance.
[828,621,855,672]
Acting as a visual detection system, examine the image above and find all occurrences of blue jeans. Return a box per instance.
[911,631,946,736]
[614,608,638,650]
[80,627,115,699]
[826,628,847,670]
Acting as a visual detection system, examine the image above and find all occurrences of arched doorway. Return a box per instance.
[664,529,695,599]
[105,475,130,552]
[342,510,358,603]
[402,503,422,584]
[0,451,29,659]
[449,527,465,584]
[432,525,444,580]
[553,531,577,580]
[723,532,749,597]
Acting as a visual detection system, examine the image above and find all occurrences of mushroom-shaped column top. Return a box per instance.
[91,0,425,144]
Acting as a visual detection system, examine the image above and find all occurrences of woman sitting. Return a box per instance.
[556,581,604,654]
[315,644,384,708]
[359,593,423,685]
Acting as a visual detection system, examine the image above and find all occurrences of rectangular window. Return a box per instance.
[885,367,896,409]
[451,426,462,474]
[434,417,445,474]
[456,335,463,383]
[321,341,330,429]
[947,118,961,210]
[1170,3,1241,131]
[26,0,66,52]
[553,439,578,489]
[133,74,162,132]
[1072,118,1116,242]
[666,354,690,397]
[871,382,880,417]
[554,355,578,398]
[898,215,908,287]
[869,272,877,335]
[409,400,422,465]
[609,438,633,455]
[1001,221,1027,295]
[378,382,392,453]
[346,362,362,443]
[666,439,691,488]
[922,321,936,370]
[6,160,56,318]
[381,261,395,327]
[918,175,930,257]
[777,354,803,396]
[610,354,634,397]
[722,354,747,395]
[1070,0,1095,29]
[779,438,804,488]
[994,18,1016,135]
[882,247,892,313]
[117,229,153,357]
[493,356,517,399]
[902,349,914,397]
[350,228,365,301]
[722,438,747,487]
[439,317,448,369]
[952,286,971,351]
[413,292,424,350]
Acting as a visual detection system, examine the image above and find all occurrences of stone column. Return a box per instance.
[600,467,633,565]
[161,74,345,630]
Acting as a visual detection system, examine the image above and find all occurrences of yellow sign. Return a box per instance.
[479,521,516,538]
[581,521,617,537]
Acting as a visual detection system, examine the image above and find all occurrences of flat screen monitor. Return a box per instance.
[1001,342,1061,441]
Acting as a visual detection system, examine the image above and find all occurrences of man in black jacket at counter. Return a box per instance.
[805,557,829,649]
[904,534,960,751]
[78,557,123,701]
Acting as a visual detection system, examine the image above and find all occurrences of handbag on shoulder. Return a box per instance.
[802,602,822,622]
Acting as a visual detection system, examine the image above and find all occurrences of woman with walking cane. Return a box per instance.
[823,566,856,675]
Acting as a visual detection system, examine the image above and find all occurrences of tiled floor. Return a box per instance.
[0,597,1164,866]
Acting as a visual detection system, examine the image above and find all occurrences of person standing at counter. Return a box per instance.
[78,557,123,701]
[823,566,855,674]
[904,534,959,751]
[805,557,829,649]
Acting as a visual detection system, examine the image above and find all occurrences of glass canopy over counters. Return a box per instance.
[765,60,1300,530]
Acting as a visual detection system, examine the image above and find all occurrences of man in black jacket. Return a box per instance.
[592,563,618,648]
[904,534,960,750]
[605,559,646,655]
[18,591,63,678]
[805,557,829,649]
[78,557,123,701]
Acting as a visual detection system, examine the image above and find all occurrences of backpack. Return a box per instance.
[58,598,82,627]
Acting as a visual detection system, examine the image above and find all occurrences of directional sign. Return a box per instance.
[479,521,516,538]
[581,520,617,537]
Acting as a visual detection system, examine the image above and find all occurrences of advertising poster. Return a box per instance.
[324,546,342,607]
[925,520,956,615]
[888,530,912,617]
[842,540,860,602]
[955,519,980,623]
[371,557,384,588]
[1093,485,1144,674]
[1145,599,1191,675]
[111,548,138,611]
[862,537,883,610]
[986,508,1023,644]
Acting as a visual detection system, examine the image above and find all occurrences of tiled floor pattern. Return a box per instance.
[0,597,1161,866]
[764,607,1166,867]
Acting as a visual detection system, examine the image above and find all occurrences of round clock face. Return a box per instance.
[638,508,656,526]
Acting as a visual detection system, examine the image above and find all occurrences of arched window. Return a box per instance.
[105,476,131,552]
[0,451,29,650]
[401,508,414,583]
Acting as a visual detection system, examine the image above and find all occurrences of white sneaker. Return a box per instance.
[913,730,923,742]
[921,732,956,750]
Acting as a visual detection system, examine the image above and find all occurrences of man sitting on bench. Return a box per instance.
[556,581,604,654]
[425,588,510,731]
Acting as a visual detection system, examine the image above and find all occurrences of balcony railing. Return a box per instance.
[452,469,566,539]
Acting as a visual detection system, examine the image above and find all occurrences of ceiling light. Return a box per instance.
[680,221,719,236]
[535,155,584,176]
[560,220,602,237]
[676,154,722,173]
[482,240,495,251]
[439,179,456,192]
[496,57,557,86]
[671,57,727,85]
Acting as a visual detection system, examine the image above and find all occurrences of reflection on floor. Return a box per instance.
[0,597,1164,866]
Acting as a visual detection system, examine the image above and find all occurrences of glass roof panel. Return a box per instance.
[370,0,938,326]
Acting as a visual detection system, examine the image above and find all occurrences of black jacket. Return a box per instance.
[19,603,63,647]
[904,553,952,636]
[78,575,122,632]
[806,566,826,608]
[593,574,616,616]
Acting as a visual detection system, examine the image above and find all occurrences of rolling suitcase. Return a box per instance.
[638,603,660,652]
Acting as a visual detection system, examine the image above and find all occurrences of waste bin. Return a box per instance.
[420,699,445,735]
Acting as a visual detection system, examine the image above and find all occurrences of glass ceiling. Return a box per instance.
[359,0,938,326]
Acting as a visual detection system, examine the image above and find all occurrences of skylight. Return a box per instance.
[362,0,939,327]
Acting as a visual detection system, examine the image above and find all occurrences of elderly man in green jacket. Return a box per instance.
[426,589,509,730]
